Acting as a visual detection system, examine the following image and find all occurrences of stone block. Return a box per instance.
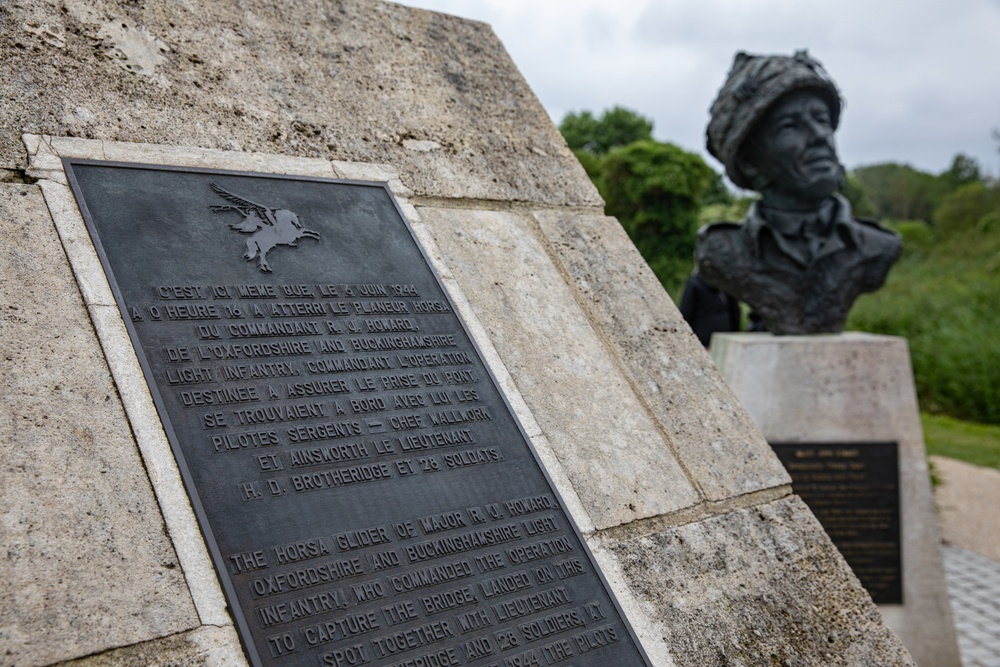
[712,332,961,667]
[52,625,247,667]
[1,0,599,207]
[596,496,915,667]
[24,133,339,184]
[0,184,198,666]
[417,207,700,530]
[533,210,790,500]
[37,159,233,627]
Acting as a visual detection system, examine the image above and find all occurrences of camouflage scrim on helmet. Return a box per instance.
[706,50,842,190]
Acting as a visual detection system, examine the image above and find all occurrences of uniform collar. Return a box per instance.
[743,192,861,265]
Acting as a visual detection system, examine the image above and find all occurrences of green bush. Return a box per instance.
[840,174,878,218]
[852,162,942,221]
[560,107,653,155]
[882,220,934,256]
[598,140,716,296]
[979,209,1000,234]
[558,108,720,298]
[933,182,1000,235]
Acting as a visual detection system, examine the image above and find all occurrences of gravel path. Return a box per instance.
[932,456,1000,563]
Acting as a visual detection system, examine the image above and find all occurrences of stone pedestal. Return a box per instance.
[712,332,961,667]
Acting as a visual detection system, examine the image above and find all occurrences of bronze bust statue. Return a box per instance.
[697,51,902,334]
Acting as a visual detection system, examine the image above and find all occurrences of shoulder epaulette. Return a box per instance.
[854,217,899,236]
[697,221,742,238]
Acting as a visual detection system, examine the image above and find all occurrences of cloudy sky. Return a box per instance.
[397,0,1000,179]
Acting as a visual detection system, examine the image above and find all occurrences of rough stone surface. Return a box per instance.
[33,139,314,628]
[52,626,246,667]
[417,206,700,529]
[0,184,199,666]
[0,0,600,207]
[712,333,922,444]
[403,203,598,535]
[712,332,960,667]
[599,496,915,667]
[533,210,790,500]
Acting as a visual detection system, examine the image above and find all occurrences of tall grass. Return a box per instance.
[848,188,1000,425]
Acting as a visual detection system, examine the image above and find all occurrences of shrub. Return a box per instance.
[598,140,716,295]
[883,220,934,257]
[933,182,1000,235]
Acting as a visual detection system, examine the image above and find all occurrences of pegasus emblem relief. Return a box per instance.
[209,183,320,272]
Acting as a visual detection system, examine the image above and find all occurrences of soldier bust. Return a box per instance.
[697,50,901,334]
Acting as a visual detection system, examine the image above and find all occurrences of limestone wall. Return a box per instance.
[1,1,914,665]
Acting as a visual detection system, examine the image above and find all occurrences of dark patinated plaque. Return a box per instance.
[770,442,901,604]
[65,160,651,667]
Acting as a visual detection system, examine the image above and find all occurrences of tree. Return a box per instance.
[840,174,877,218]
[940,153,983,192]
[598,140,716,293]
[933,181,1000,235]
[559,106,723,295]
[852,162,940,222]
[853,155,985,224]
[702,172,735,207]
[559,106,653,155]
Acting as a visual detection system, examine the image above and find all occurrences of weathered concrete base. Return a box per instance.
[712,332,961,667]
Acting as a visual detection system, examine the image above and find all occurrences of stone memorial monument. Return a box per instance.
[700,51,960,666]
[3,4,915,666]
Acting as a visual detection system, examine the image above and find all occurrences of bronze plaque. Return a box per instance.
[64,160,651,667]
[770,442,901,603]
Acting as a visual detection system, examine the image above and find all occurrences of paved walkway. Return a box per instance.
[943,545,1000,667]
[934,456,1000,667]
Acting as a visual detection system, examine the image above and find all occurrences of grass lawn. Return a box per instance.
[922,413,1000,470]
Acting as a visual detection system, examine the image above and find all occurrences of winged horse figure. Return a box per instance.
[209,183,320,272]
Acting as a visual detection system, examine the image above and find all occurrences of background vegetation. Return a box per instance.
[560,107,1000,439]
[922,414,1000,469]
[848,176,1000,426]
[560,107,728,296]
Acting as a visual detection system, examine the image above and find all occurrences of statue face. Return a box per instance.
[744,89,841,206]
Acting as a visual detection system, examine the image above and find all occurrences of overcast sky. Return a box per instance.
[397,0,1000,179]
